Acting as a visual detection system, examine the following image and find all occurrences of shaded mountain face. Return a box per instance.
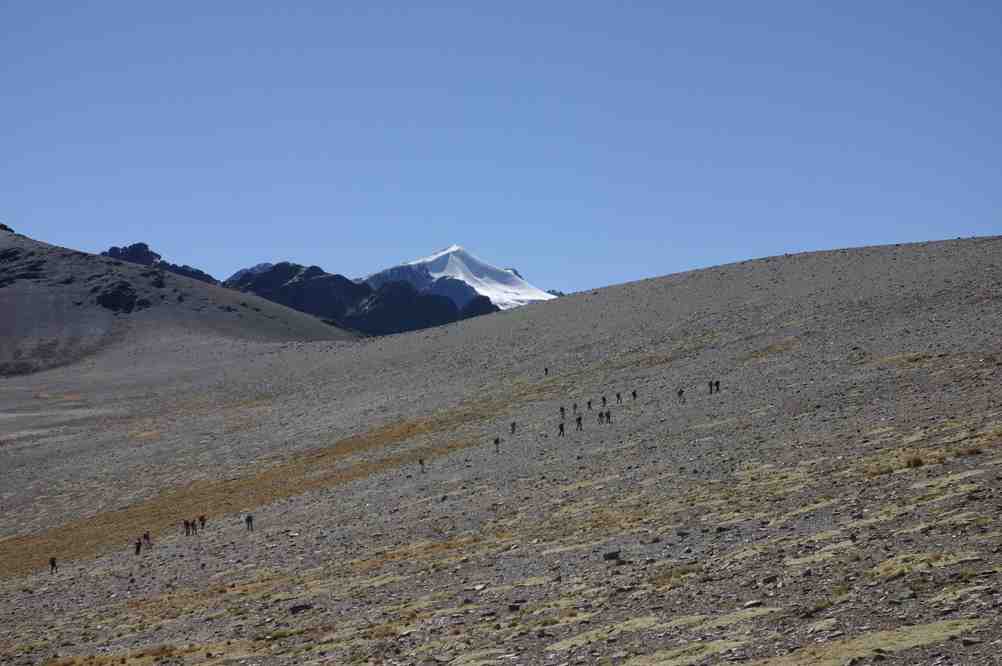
[368,245,555,310]
[459,294,501,319]
[227,263,274,284]
[339,281,458,335]
[227,260,501,335]
[102,242,218,285]
[224,262,372,321]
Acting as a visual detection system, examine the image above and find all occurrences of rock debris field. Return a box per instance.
[2,232,1002,665]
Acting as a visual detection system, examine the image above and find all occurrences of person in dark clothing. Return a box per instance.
[631,390,637,400]
[494,436,501,453]
[245,515,254,532]
[677,388,686,404]
[183,520,190,537]
[143,531,151,546]
[134,539,142,555]
[616,392,622,403]
[511,421,516,435]
[558,422,565,437]
[715,380,721,393]
[49,557,58,574]
[560,406,565,419]
[576,415,583,431]
[605,410,612,423]
[199,516,206,530]
[602,396,607,407]
[587,400,592,410]
[709,380,714,394]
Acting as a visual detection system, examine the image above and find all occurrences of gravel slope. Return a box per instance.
[2,235,1002,664]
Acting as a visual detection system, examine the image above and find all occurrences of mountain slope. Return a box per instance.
[0,230,354,375]
[224,262,370,321]
[5,236,1002,663]
[368,245,556,310]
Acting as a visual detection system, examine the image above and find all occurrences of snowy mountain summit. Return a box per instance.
[368,245,555,310]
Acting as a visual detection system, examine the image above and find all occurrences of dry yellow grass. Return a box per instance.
[0,390,530,579]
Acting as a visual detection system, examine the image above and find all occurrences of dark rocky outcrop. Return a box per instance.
[102,243,218,285]
[104,243,161,266]
[460,295,501,319]
[96,281,151,314]
[0,223,14,233]
[339,281,458,335]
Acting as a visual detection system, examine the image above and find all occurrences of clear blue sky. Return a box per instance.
[3,2,999,291]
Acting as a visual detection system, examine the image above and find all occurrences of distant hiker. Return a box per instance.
[677,388,685,404]
[49,557,57,574]
[631,390,637,401]
[134,539,142,555]
[709,380,714,394]
[598,411,605,425]
[558,422,565,437]
[419,458,426,473]
[494,436,501,454]
[184,520,191,537]
[560,406,565,419]
[587,400,592,410]
[576,415,583,431]
[605,410,613,423]
[143,531,151,546]
[572,403,578,413]
[616,392,622,404]
[715,380,720,394]
[245,515,254,532]
[190,518,198,535]
[544,367,549,376]
[602,396,607,407]
[511,421,516,435]
[199,515,206,530]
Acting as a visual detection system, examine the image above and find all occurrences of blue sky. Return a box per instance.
[3,2,999,291]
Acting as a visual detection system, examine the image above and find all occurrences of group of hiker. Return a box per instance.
[48,513,259,573]
[46,364,725,575]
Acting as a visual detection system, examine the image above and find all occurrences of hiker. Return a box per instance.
[511,421,516,435]
[576,415,583,431]
[134,538,142,555]
[245,515,254,532]
[598,411,605,424]
[631,389,637,401]
[715,380,720,394]
[419,458,426,473]
[572,402,578,413]
[677,388,685,404]
[183,520,190,537]
[709,380,714,394]
[545,367,549,376]
[587,399,592,410]
[602,396,607,407]
[560,406,565,419]
[558,422,565,437]
[616,392,622,404]
[494,436,501,454]
[190,518,198,535]
[49,557,57,574]
[199,515,206,530]
[143,531,151,546]
[606,410,613,423]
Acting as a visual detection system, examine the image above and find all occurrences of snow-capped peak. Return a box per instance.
[370,245,555,310]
